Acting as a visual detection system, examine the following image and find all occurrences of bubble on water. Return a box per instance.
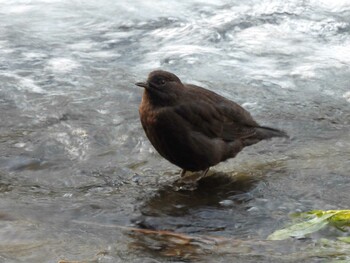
[97,109,109,115]
[14,142,26,148]
[63,193,73,198]
[242,102,258,109]
[219,199,234,207]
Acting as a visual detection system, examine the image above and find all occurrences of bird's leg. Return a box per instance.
[198,168,209,180]
[203,168,209,177]
[180,169,187,177]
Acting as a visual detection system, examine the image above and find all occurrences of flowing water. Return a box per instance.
[0,0,350,262]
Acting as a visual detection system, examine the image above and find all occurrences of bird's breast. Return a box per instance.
[139,100,157,127]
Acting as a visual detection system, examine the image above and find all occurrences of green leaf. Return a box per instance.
[328,211,350,229]
[267,213,334,240]
[338,237,350,244]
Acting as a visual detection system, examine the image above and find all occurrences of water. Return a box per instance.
[0,0,349,262]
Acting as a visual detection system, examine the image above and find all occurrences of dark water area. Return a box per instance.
[0,0,350,262]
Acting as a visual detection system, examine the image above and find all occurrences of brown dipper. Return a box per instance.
[136,70,287,178]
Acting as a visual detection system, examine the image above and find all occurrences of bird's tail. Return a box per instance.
[243,126,288,146]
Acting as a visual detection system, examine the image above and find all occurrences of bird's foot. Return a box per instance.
[174,168,210,191]
[178,169,208,183]
[173,181,198,191]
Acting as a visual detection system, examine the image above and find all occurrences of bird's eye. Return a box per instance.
[159,79,166,85]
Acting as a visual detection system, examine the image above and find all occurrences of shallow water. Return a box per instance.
[0,0,350,262]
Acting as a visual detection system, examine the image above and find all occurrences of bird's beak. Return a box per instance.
[135,82,148,88]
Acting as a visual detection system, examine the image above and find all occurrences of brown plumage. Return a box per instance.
[136,70,287,177]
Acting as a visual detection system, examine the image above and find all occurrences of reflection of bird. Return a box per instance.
[136,70,288,178]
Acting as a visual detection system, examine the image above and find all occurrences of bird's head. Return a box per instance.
[136,70,184,106]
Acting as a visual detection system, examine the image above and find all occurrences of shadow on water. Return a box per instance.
[145,172,258,214]
[127,170,271,261]
[133,158,289,228]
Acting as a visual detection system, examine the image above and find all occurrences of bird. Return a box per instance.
[136,70,288,179]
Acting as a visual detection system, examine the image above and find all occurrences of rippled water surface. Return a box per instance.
[0,0,350,262]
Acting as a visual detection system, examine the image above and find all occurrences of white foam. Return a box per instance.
[47,58,80,73]
[316,44,350,65]
[69,42,95,51]
[19,77,45,93]
[151,44,219,57]
[252,0,305,16]
[22,52,47,60]
[3,5,33,14]
[343,91,350,102]
[54,126,90,160]
[310,0,350,11]
[1,72,45,93]
[0,40,13,54]
[90,51,120,58]
[97,109,109,115]
[290,64,317,79]
[234,15,350,82]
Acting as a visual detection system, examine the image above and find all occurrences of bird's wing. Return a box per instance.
[172,102,258,142]
[185,84,259,125]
